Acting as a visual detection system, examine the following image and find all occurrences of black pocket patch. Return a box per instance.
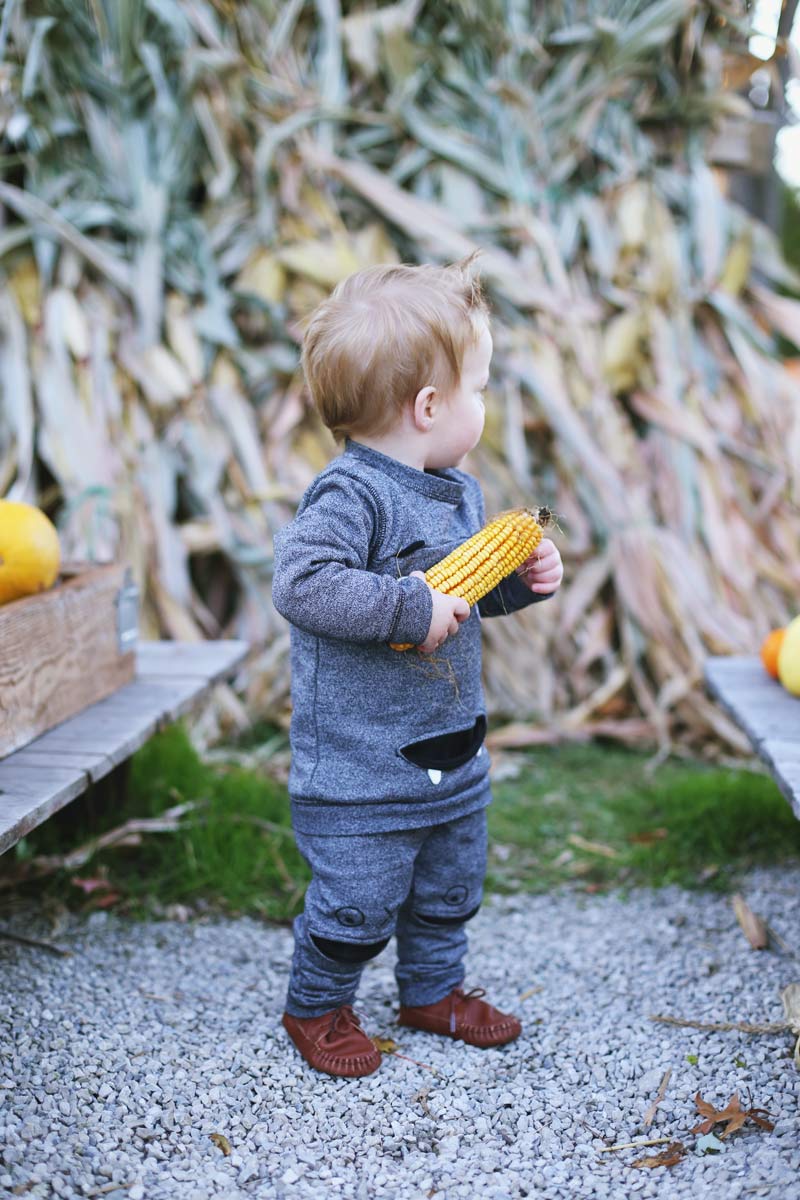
[400,715,487,771]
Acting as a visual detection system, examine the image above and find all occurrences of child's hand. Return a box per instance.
[517,538,563,594]
[410,571,470,654]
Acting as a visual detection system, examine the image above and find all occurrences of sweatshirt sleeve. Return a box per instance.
[271,473,433,645]
[478,570,555,618]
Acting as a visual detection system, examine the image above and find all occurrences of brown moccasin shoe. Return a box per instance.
[397,986,522,1048]
[282,1005,382,1077]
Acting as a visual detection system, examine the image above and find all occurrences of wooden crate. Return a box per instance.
[0,562,139,759]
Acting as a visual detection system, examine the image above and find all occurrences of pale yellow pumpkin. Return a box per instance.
[0,499,61,605]
[777,615,800,698]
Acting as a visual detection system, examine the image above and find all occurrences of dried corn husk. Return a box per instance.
[0,0,797,757]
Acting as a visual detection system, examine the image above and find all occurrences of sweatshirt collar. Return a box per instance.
[343,438,465,505]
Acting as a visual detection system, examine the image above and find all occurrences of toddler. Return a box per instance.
[271,258,563,1077]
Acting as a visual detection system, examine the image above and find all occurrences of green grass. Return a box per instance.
[5,726,800,921]
[6,724,309,923]
[487,744,800,894]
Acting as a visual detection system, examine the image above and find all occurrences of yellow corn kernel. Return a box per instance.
[390,507,548,651]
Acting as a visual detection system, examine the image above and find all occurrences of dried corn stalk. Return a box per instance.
[0,0,798,757]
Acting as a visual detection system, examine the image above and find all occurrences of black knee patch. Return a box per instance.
[311,934,390,963]
[415,903,481,927]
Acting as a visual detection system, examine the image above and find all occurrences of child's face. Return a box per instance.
[430,321,492,468]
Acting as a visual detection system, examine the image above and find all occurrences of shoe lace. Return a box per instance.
[449,987,487,1033]
[324,1005,364,1043]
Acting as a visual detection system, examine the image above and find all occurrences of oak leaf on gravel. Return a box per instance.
[632,1141,686,1168]
[691,1093,774,1138]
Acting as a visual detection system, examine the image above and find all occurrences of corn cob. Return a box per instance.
[390,506,549,651]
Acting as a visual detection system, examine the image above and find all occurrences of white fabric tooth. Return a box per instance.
[427,769,442,785]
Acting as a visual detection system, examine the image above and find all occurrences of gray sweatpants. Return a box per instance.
[285,808,488,1017]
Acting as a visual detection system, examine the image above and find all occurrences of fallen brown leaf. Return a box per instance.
[732,894,769,950]
[371,1035,439,1073]
[691,1092,774,1138]
[632,1141,687,1168]
[209,1132,232,1155]
[372,1035,401,1055]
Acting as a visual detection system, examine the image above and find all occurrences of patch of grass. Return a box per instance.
[9,724,308,922]
[487,744,800,893]
[7,731,799,921]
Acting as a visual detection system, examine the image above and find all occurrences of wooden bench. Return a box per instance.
[705,655,800,819]
[0,639,249,856]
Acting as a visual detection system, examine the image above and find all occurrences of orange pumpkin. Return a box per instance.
[761,628,786,679]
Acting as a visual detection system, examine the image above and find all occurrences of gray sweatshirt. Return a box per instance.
[271,438,550,835]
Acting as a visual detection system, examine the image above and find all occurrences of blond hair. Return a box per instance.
[301,257,489,444]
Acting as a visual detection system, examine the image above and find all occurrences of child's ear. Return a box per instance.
[413,385,437,431]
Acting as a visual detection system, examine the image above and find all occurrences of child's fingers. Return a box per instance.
[528,547,559,570]
[527,581,558,593]
[528,571,563,591]
[530,564,562,582]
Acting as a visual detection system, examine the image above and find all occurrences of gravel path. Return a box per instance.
[1,866,799,1200]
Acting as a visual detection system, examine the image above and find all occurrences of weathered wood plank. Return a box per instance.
[709,707,798,748]
[0,564,136,758]
[25,709,162,765]
[88,679,204,720]
[703,670,786,701]
[0,746,114,781]
[705,655,800,820]
[0,770,89,855]
[135,640,248,681]
[0,765,86,794]
[760,739,800,765]
[0,640,248,854]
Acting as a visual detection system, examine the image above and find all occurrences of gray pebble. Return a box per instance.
[1,865,798,1199]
